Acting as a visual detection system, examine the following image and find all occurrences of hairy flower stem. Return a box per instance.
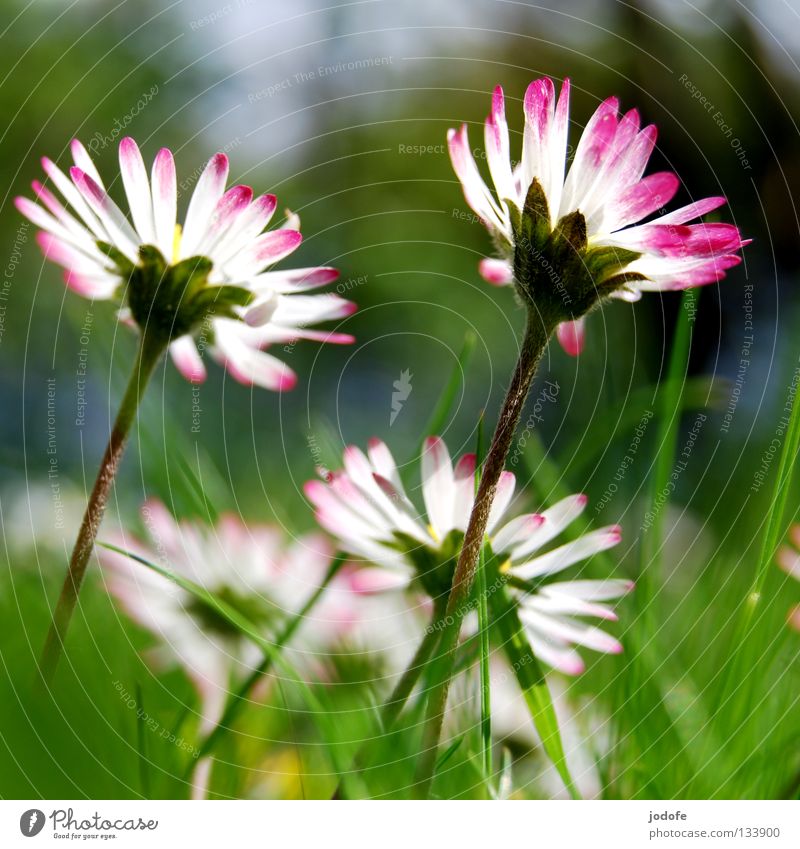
[414,309,556,798]
[332,597,447,799]
[38,331,166,685]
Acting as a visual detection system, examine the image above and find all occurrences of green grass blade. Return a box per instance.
[195,553,347,762]
[640,288,699,606]
[486,546,580,799]
[134,682,150,797]
[473,415,492,789]
[100,543,360,797]
[416,330,476,451]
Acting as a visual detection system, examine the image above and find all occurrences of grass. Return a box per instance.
[2,311,799,800]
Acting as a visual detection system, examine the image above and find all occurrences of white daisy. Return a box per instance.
[305,436,632,674]
[17,138,355,390]
[449,78,749,355]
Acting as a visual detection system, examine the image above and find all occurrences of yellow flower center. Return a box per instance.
[172,223,183,265]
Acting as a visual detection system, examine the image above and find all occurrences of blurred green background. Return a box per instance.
[1,0,799,799]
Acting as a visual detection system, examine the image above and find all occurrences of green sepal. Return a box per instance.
[521,179,551,248]
[584,245,642,286]
[96,240,135,278]
[391,529,464,598]
[551,209,588,254]
[168,255,214,302]
[124,243,253,344]
[188,284,254,322]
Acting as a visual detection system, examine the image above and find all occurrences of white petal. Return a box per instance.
[169,336,207,383]
[151,148,178,259]
[118,137,155,243]
[512,525,622,581]
[421,436,456,539]
[181,153,229,257]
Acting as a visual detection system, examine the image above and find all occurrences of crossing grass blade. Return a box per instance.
[639,288,700,609]
[473,414,492,791]
[485,542,580,799]
[416,330,476,455]
[134,682,150,797]
[99,542,363,798]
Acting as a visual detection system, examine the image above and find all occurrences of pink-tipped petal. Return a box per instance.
[118,137,155,243]
[151,148,178,259]
[478,257,514,286]
[556,318,586,357]
[169,336,207,383]
[421,436,456,539]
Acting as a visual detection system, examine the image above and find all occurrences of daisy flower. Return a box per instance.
[449,78,749,355]
[777,524,800,632]
[100,500,356,730]
[16,138,355,390]
[305,436,632,674]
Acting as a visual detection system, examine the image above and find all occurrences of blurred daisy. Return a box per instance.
[305,436,632,674]
[449,78,749,355]
[777,524,800,631]
[100,500,357,730]
[17,138,355,390]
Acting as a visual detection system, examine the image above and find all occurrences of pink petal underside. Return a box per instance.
[270,293,357,327]
[69,167,139,257]
[666,254,742,289]
[228,229,303,277]
[609,171,680,230]
[212,327,297,391]
[118,137,155,243]
[487,470,516,532]
[656,196,727,225]
[251,266,339,294]
[70,139,104,187]
[36,231,101,274]
[169,336,207,383]
[63,269,117,298]
[524,77,556,138]
[41,156,106,239]
[367,438,403,489]
[181,152,230,256]
[447,124,505,234]
[204,185,254,249]
[478,257,513,286]
[556,318,586,357]
[650,222,745,258]
[151,148,177,257]
[452,452,477,530]
[212,192,280,266]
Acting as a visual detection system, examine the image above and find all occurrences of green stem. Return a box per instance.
[191,554,346,768]
[38,330,165,685]
[332,596,447,799]
[380,597,447,730]
[476,543,492,787]
[414,309,555,798]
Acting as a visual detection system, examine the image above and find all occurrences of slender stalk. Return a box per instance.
[476,543,492,786]
[332,596,447,798]
[414,309,555,798]
[38,331,165,685]
[192,554,346,768]
[380,597,447,730]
